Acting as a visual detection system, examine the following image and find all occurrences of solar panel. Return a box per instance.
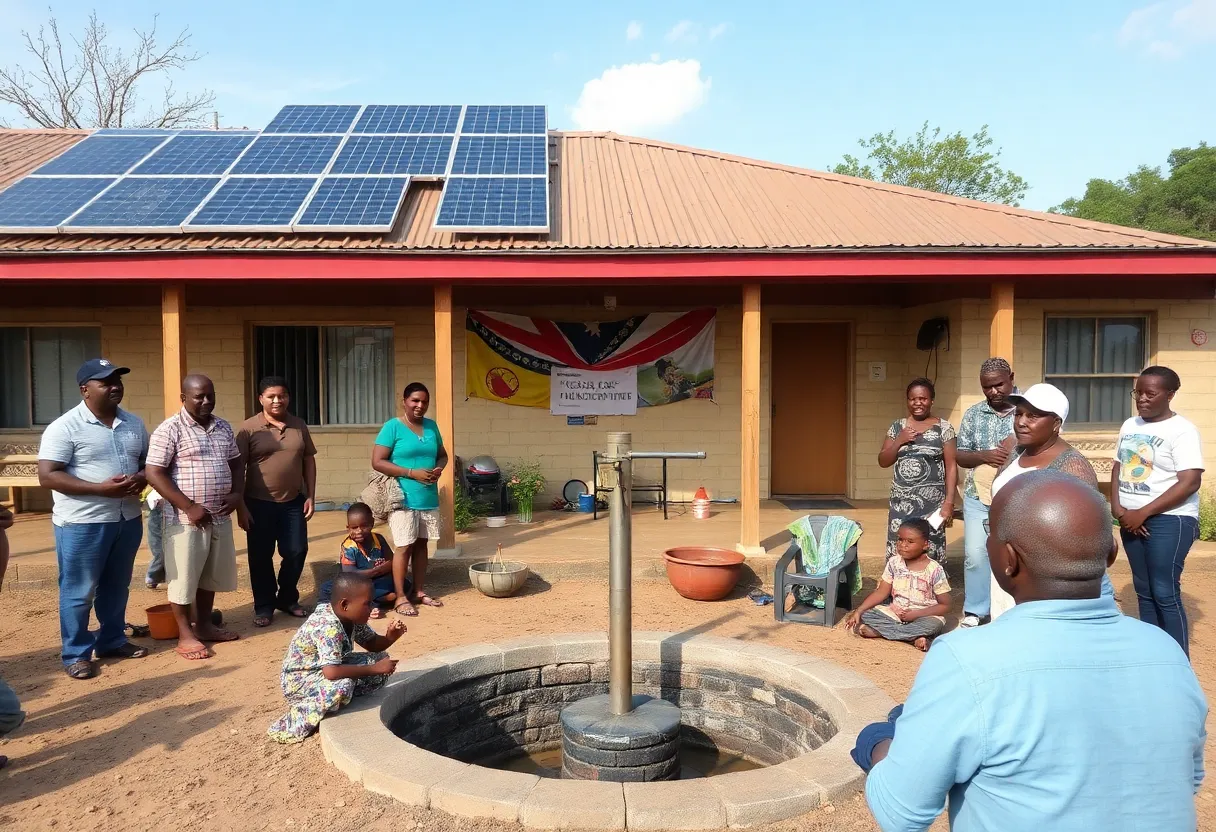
[230,136,342,175]
[330,136,452,176]
[353,105,460,134]
[186,177,318,230]
[461,106,547,135]
[0,177,116,231]
[132,135,255,175]
[32,135,168,175]
[295,177,411,231]
[64,177,219,231]
[450,135,547,175]
[433,176,548,231]
[263,105,360,134]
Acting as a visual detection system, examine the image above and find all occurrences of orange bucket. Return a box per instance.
[145,604,179,640]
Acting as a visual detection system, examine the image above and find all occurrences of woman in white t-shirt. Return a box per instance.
[1112,366,1205,656]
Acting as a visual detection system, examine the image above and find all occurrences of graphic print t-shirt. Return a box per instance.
[876,558,950,623]
[1115,414,1205,518]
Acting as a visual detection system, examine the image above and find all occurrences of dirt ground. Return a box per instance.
[1,557,1214,832]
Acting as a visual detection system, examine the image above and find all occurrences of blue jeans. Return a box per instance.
[144,502,165,585]
[246,495,309,617]
[1121,513,1198,656]
[0,673,24,737]
[54,517,143,666]
[962,496,991,618]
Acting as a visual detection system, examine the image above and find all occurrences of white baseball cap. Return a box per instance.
[1007,383,1070,424]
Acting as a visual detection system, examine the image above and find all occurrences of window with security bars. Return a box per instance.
[252,325,394,426]
[1043,316,1148,425]
[0,326,102,428]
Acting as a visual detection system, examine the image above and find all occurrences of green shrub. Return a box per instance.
[1200,490,1216,542]
[453,484,484,533]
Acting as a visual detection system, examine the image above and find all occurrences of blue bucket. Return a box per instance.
[578,493,595,513]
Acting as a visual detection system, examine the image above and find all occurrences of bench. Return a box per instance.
[0,452,40,513]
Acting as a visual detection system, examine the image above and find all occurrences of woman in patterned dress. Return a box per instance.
[878,378,958,565]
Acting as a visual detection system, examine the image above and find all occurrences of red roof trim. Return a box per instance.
[1,250,1215,282]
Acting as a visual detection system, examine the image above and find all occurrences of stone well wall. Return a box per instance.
[389,660,836,768]
[321,633,896,830]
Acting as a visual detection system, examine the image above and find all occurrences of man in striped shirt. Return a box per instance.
[146,374,244,660]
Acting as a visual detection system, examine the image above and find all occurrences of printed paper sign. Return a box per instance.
[550,367,638,416]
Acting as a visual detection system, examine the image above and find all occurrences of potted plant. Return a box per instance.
[506,460,545,524]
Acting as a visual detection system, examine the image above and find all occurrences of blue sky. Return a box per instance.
[1,0,1213,210]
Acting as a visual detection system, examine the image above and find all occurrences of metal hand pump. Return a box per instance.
[602,432,706,715]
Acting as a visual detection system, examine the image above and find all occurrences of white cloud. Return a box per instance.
[626,21,642,41]
[708,23,729,40]
[666,20,697,43]
[572,59,711,134]
[1118,0,1216,57]
[650,52,661,62]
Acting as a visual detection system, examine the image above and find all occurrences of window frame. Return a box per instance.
[0,323,103,429]
[247,321,396,429]
[1041,313,1150,428]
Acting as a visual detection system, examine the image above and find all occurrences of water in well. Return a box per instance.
[495,746,761,779]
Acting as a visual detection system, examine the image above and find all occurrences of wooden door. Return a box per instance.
[770,322,849,495]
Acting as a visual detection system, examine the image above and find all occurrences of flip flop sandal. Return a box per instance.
[96,642,149,659]
[203,628,240,643]
[125,622,151,638]
[278,604,309,618]
[369,607,384,619]
[394,602,418,617]
[747,589,774,606]
[413,594,443,608]
[65,660,95,680]
[174,645,212,660]
[253,613,273,628]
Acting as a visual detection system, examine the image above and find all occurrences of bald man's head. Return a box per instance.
[180,373,216,422]
[988,470,1115,601]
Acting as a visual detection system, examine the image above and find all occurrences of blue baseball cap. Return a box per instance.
[76,358,130,387]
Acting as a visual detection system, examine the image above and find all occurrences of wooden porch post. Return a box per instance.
[738,284,764,556]
[161,283,187,418]
[990,282,1015,366]
[434,284,459,555]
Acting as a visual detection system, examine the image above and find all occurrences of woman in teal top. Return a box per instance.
[372,382,448,616]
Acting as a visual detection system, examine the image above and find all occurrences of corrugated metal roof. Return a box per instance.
[0,128,1211,253]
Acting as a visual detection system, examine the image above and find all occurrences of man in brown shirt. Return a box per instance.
[237,376,318,627]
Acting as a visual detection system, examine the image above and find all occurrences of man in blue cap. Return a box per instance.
[38,358,151,679]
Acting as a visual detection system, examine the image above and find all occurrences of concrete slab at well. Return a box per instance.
[318,632,894,830]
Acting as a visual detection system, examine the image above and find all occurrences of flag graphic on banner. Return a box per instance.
[466,309,715,408]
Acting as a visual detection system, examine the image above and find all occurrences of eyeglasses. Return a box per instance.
[1130,389,1163,401]
[982,519,990,534]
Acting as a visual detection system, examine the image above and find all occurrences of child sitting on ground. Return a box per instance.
[843,518,951,652]
[318,502,407,619]
[267,572,404,743]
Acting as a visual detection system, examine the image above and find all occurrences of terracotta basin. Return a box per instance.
[663,547,745,601]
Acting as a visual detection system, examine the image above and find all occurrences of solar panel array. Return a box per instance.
[0,104,549,234]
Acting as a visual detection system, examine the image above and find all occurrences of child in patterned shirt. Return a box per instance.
[267,572,403,743]
[843,518,952,652]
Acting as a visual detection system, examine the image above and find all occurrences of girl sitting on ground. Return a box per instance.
[318,502,406,619]
[267,573,403,744]
[843,518,952,652]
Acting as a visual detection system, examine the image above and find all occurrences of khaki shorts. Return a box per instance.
[388,509,441,548]
[164,520,238,605]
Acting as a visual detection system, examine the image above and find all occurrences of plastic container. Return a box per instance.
[692,486,711,520]
[145,603,179,639]
[577,493,595,513]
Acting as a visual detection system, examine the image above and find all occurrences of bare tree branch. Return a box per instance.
[0,7,215,129]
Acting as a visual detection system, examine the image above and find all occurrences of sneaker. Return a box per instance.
[959,614,982,629]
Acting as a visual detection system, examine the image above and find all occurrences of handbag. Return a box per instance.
[360,471,405,523]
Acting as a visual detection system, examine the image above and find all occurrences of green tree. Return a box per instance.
[1052,143,1216,241]
[832,122,1028,206]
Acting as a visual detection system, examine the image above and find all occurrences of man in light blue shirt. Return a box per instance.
[38,359,151,680]
[857,470,1207,831]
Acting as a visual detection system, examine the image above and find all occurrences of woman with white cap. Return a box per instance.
[987,383,1110,619]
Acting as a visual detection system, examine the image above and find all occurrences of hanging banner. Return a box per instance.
[466,309,715,409]
[550,367,638,415]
